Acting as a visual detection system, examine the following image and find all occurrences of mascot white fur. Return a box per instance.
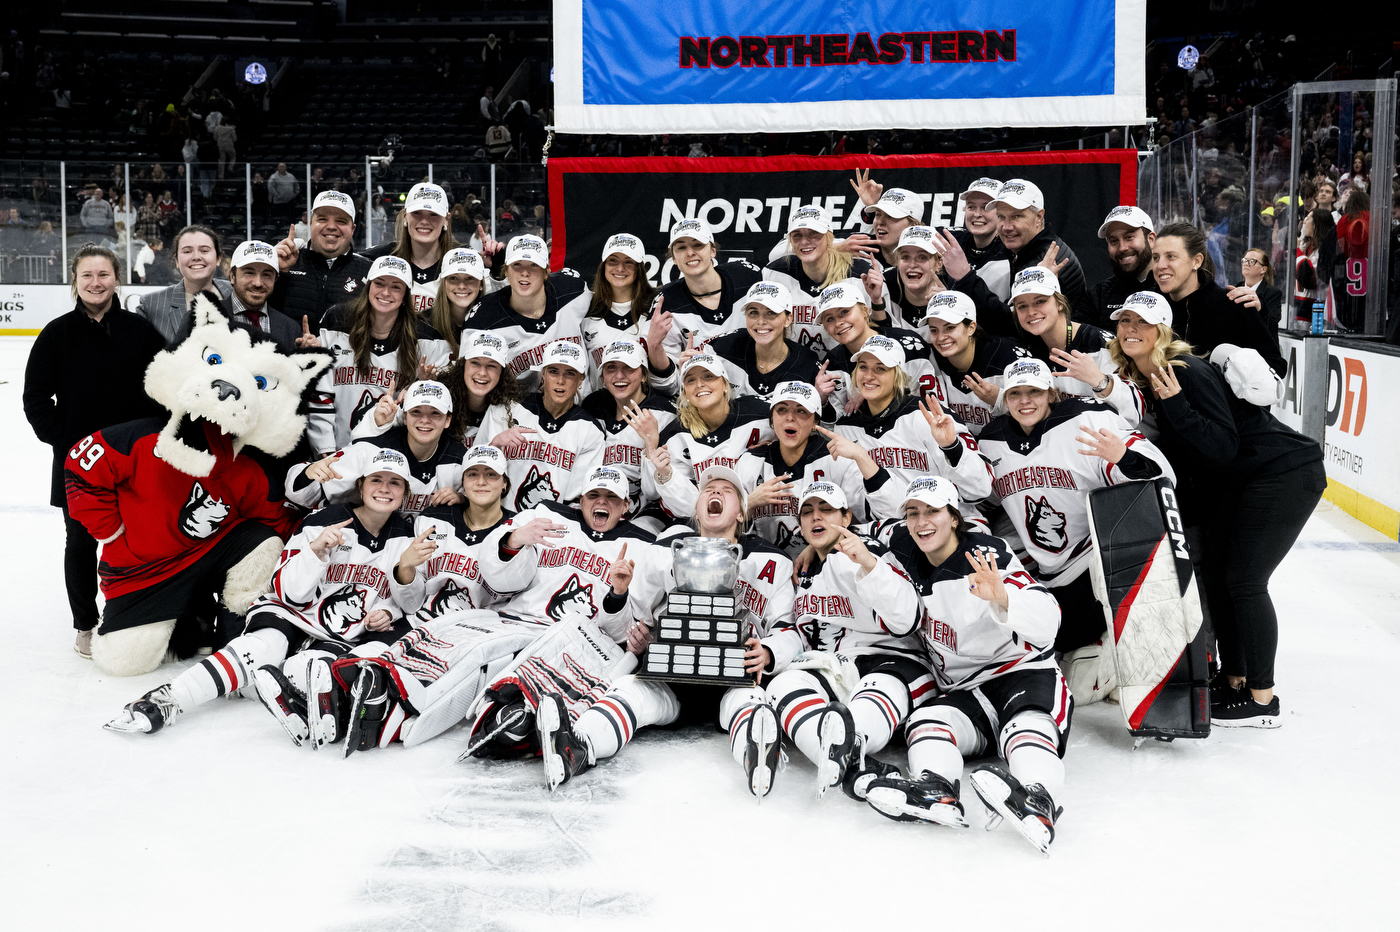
[64,294,332,676]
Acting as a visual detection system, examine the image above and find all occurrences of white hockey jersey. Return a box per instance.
[706,330,824,404]
[477,394,606,513]
[581,389,676,517]
[462,271,589,392]
[307,303,453,455]
[479,501,666,637]
[978,398,1174,586]
[833,394,995,529]
[884,526,1061,691]
[822,324,939,413]
[927,334,1031,436]
[733,436,905,556]
[284,424,467,517]
[644,395,775,521]
[357,244,442,317]
[762,255,873,360]
[412,504,513,620]
[250,504,425,643]
[649,259,763,372]
[1020,324,1145,426]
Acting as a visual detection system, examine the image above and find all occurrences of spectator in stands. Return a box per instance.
[1293,208,1337,328]
[251,171,268,221]
[32,221,59,260]
[268,162,300,223]
[135,192,161,245]
[1335,190,1370,331]
[213,121,237,180]
[181,135,197,164]
[486,122,512,162]
[989,179,1093,323]
[23,244,166,659]
[482,35,504,81]
[1089,205,1157,327]
[80,188,114,237]
[294,210,310,242]
[136,224,233,346]
[309,166,326,194]
[1238,248,1283,334]
[133,236,162,284]
[1339,154,1368,194]
[156,189,180,240]
[226,240,303,352]
[1315,180,1340,222]
[270,190,370,335]
[480,86,497,125]
[151,163,167,185]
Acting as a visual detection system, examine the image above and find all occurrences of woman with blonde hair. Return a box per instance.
[764,204,872,356]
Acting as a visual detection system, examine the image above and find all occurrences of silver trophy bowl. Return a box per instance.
[671,536,742,593]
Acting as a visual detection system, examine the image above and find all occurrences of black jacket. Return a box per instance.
[1147,355,1322,523]
[1088,269,1158,330]
[1007,225,1092,325]
[1164,274,1285,375]
[1234,279,1284,335]
[22,303,166,506]
[268,247,371,335]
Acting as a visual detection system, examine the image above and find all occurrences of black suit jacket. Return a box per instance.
[1235,279,1284,334]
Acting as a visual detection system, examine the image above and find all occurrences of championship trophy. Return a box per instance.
[638,537,754,685]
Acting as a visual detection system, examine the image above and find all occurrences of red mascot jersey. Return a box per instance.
[65,417,303,599]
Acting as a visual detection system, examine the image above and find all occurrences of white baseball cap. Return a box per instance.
[600,339,647,370]
[958,177,1003,202]
[853,334,905,368]
[990,179,1045,212]
[1097,205,1155,238]
[366,447,412,481]
[788,204,831,235]
[902,475,960,511]
[1002,358,1055,391]
[403,379,452,414]
[583,465,630,500]
[697,465,747,514]
[669,218,714,246]
[1010,267,1061,300]
[463,330,510,366]
[538,339,587,374]
[742,280,792,315]
[368,255,413,290]
[440,247,486,281]
[896,225,942,256]
[799,480,848,510]
[504,234,549,269]
[602,232,646,265]
[862,188,924,222]
[405,182,449,217]
[462,444,508,475]
[231,239,278,271]
[312,190,356,222]
[921,291,978,326]
[816,279,866,317]
[681,352,727,381]
[1111,291,1173,327]
[770,380,821,414]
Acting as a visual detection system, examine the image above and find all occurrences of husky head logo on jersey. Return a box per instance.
[350,389,380,428]
[430,581,475,615]
[1025,495,1068,552]
[515,466,559,511]
[143,293,333,477]
[178,481,230,539]
[319,586,367,635]
[547,573,597,622]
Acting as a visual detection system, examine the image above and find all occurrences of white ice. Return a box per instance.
[2,333,1396,931]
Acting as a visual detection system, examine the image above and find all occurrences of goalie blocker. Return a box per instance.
[1085,478,1210,740]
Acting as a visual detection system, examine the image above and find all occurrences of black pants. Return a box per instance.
[1198,460,1326,691]
[1049,572,1107,653]
[62,501,99,632]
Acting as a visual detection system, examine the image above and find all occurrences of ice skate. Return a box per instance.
[841,755,901,802]
[104,684,182,735]
[814,702,856,799]
[742,703,781,799]
[865,771,969,827]
[305,655,344,751]
[343,662,388,758]
[538,693,592,792]
[253,664,309,747]
[461,699,535,761]
[969,763,1062,857]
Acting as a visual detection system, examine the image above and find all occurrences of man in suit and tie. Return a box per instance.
[135,224,233,346]
[227,239,311,353]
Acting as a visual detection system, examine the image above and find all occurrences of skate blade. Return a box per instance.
[253,669,306,747]
[968,770,1051,857]
[102,711,154,735]
[306,660,336,751]
[866,790,969,828]
[537,699,565,793]
[748,709,779,799]
[458,704,531,763]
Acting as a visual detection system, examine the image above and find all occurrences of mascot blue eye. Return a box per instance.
[254,375,279,391]
[202,348,222,366]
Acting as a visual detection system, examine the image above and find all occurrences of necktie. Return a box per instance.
[245,309,262,330]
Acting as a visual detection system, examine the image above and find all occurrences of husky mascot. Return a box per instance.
[64,294,333,677]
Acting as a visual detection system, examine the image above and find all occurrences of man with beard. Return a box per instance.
[1087,206,1158,329]
[270,190,371,335]
[226,240,304,352]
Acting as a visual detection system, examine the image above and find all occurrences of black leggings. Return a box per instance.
[1049,572,1107,654]
[62,502,99,632]
[1199,461,1326,690]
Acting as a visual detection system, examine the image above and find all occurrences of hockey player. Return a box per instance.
[580,339,676,523]
[862,475,1069,857]
[879,225,949,328]
[763,205,874,358]
[308,255,453,454]
[831,334,994,530]
[287,379,466,516]
[947,177,1012,302]
[816,279,936,412]
[463,233,589,390]
[637,353,774,521]
[1009,267,1144,424]
[413,445,515,618]
[105,449,431,739]
[428,247,491,358]
[359,182,459,315]
[848,174,923,308]
[706,280,832,404]
[737,481,927,799]
[580,233,663,390]
[734,381,903,556]
[535,465,796,791]
[922,290,1030,436]
[977,358,1173,656]
[479,339,606,512]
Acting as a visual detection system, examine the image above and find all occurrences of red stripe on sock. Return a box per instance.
[782,696,826,734]
[597,699,633,743]
[213,650,240,692]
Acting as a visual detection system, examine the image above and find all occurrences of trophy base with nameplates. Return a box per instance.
[637,537,755,687]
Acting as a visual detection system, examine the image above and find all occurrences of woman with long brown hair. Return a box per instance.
[580,233,659,390]
[1237,247,1283,334]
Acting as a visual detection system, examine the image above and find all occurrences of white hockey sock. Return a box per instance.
[170,628,289,712]
[906,706,980,785]
[1000,712,1065,800]
[574,676,678,761]
[767,669,829,765]
[849,672,908,755]
[719,687,768,767]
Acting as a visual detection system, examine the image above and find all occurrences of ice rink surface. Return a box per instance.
[2,334,1396,930]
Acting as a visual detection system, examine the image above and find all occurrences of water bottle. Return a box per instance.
[1310,300,1325,335]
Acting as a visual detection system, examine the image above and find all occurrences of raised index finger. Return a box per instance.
[414,525,435,543]
[287,223,296,242]
[616,542,627,561]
